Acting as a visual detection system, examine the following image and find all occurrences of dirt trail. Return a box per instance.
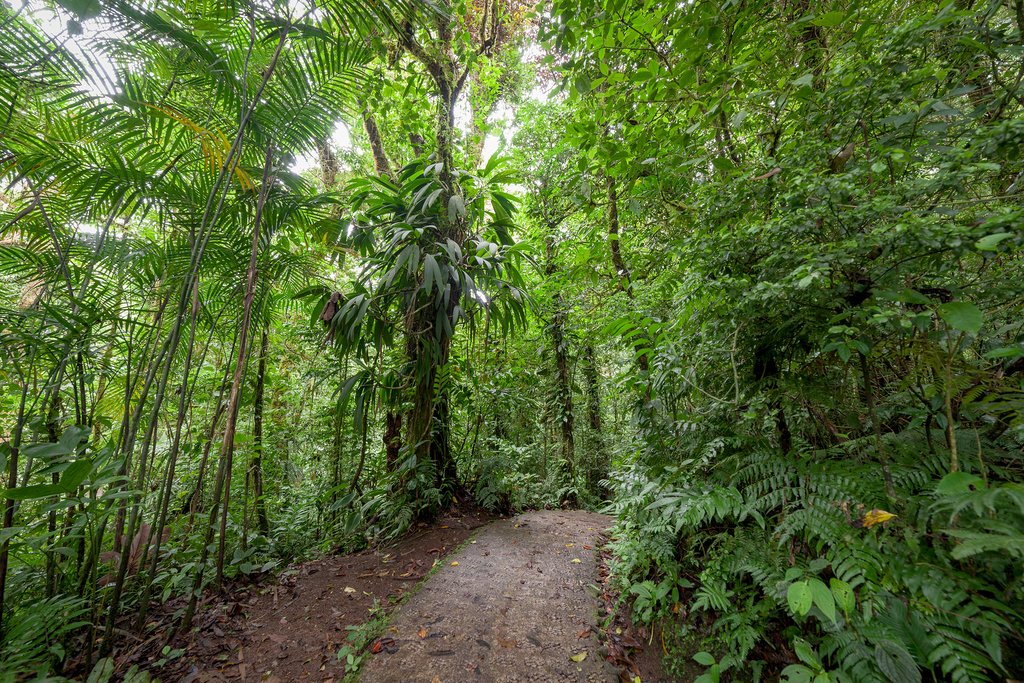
[360,509,617,683]
[153,510,492,682]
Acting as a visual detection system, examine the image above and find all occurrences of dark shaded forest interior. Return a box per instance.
[1,0,1023,681]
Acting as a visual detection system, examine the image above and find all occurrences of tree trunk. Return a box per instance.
[605,174,651,387]
[582,345,607,493]
[362,108,395,181]
[384,411,402,471]
[183,144,275,628]
[400,1,469,505]
[250,324,270,536]
[545,237,575,483]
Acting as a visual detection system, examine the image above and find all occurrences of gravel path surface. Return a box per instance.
[360,509,617,683]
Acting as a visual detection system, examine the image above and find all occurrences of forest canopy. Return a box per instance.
[1,0,1023,680]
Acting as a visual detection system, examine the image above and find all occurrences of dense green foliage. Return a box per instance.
[1,0,1022,681]
[540,1,1024,680]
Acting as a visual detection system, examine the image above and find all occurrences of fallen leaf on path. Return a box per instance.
[450,561,459,566]
[497,637,518,648]
[418,628,429,639]
[577,628,591,639]
[571,558,582,564]
[565,543,574,548]
[343,586,356,593]
[369,636,396,655]
[431,677,442,683]
[570,651,588,662]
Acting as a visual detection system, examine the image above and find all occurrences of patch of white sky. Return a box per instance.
[292,79,553,176]
[18,0,122,98]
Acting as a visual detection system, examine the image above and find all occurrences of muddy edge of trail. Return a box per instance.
[136,510,492,682]
[360,509,618,683]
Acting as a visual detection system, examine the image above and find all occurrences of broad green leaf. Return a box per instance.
[423,254,439,295]
[793,638,821,668]
[693,651,716,666]
[87,657,114,683]
[781,665,813,683]
[812,11,846,27]
[975,232,1013,251]
[22,442,70,459]
[3,483,66,500]
[829,578,854,616]
[60,459,93,491]
[809,578,836,622]
[711,156,735,172]
[984,346,1024,360]
[935,471,984,495]
[897,288,931,305]
[787,580,812,616]
[448,195,465,222]
[937,301,982,334]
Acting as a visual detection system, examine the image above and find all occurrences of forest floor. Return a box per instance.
[128,509,666,683]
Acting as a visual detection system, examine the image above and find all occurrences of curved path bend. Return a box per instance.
[360,509,616,683]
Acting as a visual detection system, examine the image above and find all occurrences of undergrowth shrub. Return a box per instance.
[607,430,1024,682]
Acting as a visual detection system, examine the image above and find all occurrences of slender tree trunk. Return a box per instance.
[0,365,30,636]
[183,143,276,628]
[860,353,895,499]
[545,237,575,485]
[250,324,270,536]
[605,174,652,395]
[582,345,606,493]
[136,279,202,627]
[214,145,276,583]
[384,411,402,471]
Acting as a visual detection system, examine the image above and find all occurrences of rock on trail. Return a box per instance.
[360,509,617,683]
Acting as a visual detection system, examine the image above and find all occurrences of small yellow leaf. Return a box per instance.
[569,651,588,662]
[862,509,897,527]
[571,558,582,564]
[418,627,429,639]
[450,561,459,566]
[343,586,356,593]
[565,543,574,548]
